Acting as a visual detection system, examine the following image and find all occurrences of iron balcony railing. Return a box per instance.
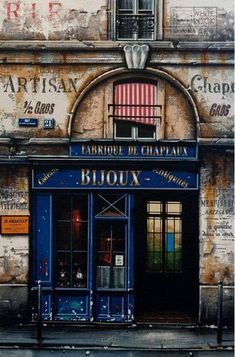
[108,103,162,124]
[116,14,155,39]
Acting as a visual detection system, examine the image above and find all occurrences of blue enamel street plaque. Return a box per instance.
[44,118,55,129]
[70,142,198,161]
[18,118,38,127]
[33,168,198,190]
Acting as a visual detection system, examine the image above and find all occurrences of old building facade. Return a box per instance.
[0,0,234,324]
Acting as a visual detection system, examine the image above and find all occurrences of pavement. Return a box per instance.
[0,324,233,356]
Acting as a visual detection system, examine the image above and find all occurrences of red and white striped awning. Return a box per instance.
[114,82,157,125]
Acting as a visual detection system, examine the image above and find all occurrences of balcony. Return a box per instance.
[109,103,162,126]
[116,14,155,40]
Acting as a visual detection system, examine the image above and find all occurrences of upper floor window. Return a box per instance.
[111,81,162,140]
[116,0,156,40]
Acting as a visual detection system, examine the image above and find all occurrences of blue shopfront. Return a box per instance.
[31,141,199,323]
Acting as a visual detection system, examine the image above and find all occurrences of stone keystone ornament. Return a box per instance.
[124,44,149,69]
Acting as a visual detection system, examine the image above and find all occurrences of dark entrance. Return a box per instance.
[134,191,199,323]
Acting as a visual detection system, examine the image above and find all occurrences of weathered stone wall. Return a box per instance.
[0,0,233,41]
[72,74,196,140]
[161,65,234,139]
[0,62,233,140]
[199,151,234,323]
[0,64,113,138]
[0,167,29,322]
[164,0,234,41]
[0,167,29,284]
[0,0,108,40]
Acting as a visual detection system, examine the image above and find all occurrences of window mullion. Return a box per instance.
[134,0,138,14]
[70,196,73,287]
[162,202,166,273]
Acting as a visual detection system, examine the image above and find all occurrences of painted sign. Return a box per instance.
[70,142,198,161]
[165,1,234,42]
[170,7,217,38]
[0,215,29,234]
[0,0,107,41]
[33,168,198,190]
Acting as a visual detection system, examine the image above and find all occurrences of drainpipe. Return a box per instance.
[217,280,223,345]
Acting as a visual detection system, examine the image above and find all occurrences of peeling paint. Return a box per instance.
[0,1,108,41]
[164,1,234,41]
[200,152,234,285]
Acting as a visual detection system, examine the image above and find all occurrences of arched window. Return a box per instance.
[112,81,161,139]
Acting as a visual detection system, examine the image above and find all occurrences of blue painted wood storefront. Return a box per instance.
[32,142,198,322]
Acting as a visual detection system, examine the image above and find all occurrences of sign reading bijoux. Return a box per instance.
[33,168,198,190]
[70,142,197,160]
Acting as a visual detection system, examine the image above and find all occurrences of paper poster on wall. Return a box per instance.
[115,254,124,266]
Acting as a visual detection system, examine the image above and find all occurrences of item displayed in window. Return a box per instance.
[73,266,86,288]
[57,262,69,287]
[95,217,126,289]
[97,266,111,288]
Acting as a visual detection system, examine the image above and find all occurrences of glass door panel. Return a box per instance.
[94,193,133,322]
[96,220,126,289]
[54,194,88,289]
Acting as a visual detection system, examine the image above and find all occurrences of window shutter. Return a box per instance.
[114,82,157,125]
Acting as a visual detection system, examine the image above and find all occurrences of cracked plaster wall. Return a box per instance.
[164,0,234,42]
[0,0,233,41]
[0,0,108,40]
[0,168,29,285]
[72,75,196,140]
[199,152,234,323]
[200,152,234,285]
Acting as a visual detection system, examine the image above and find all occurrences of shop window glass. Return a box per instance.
[147,201,182,273]
[54,195,88,288]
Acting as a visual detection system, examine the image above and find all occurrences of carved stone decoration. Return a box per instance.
[124,44,149,69]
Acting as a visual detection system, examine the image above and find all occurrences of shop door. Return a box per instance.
[135,193,198,322]
[32,192,134,322]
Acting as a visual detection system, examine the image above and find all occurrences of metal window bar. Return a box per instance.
[116,14,155,39]
[109,103,162,125]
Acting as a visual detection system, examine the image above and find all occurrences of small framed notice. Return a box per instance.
[115,254,124,266]
[0,216,29,235]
